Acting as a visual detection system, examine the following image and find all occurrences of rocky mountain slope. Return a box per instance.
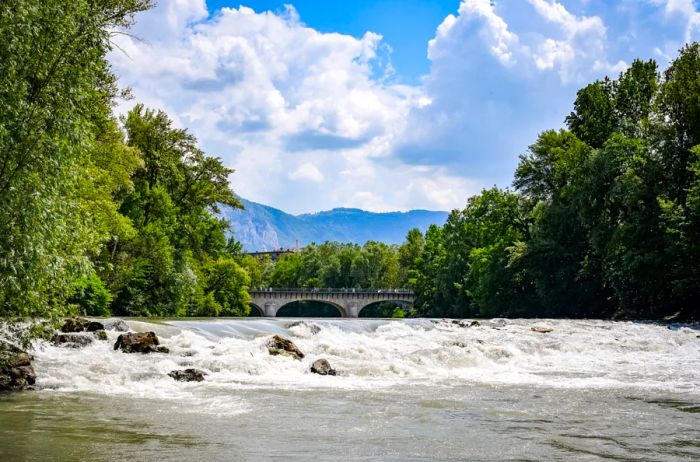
[222,199,448,251]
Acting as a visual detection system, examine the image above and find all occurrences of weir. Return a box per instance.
[249,288,415,318]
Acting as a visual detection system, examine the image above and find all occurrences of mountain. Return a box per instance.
[222,198,449,251]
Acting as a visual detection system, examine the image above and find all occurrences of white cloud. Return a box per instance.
[110,0,699,214]
[535,38,575,70]
[392,0,643,186]
[667,0,700,41]
[110,3,477,213]
[644,0,700,43]
[289,163,324,183]
[429,1,519,67]
[527,0,616,82]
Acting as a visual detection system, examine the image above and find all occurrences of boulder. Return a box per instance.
[114,332,162,354]
[310,358,336,376]
[94,330,108,341]
[85,321,104,332]
[531,326,553,334]
[103,318,130,332]
[469,321,481,327]
[51,333,94,347]
[155,346,170,354]
[0,340,36,391]
[267,335,304,360]
[60,317,90,333]
[168,368,206,382]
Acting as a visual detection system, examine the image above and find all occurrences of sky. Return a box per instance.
[110,0,700,214]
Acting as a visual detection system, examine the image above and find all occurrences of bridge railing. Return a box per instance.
[249,288,414,295]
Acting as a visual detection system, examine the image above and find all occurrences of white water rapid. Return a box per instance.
[32,318,700,397]
[0,318,697,461]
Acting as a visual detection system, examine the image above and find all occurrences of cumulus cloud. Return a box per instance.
[289,163,324,183]
[111,2,480,213]
[393,0,693,184]
[661,0,700,41]
[110,0,699,214]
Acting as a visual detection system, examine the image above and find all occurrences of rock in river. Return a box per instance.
[531,326,553,334]
[85,321,105,332]
[310,359,336,376]
[0,340,36,391]
[267,335,304,360]
[103,318,130,332]
[52,333,94,348]
[94,330,108,341]
[168,368,206,382]
[59,318,104,333]
[60,317,90,333]
[114,332,165,354]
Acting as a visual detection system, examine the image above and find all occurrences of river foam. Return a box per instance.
[31,319,700,403]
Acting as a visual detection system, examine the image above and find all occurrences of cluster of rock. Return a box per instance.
[0,340,36,391]
[168,369,206,382]
[3,317,343,392]
[113,332,169,354]
[51,317,129,347]
[266,334,336,375]
[2,315,562,393]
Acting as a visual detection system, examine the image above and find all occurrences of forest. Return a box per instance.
[223,43,700,321]
[1,0,698,325]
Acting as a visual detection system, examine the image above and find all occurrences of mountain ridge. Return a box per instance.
[222,198,449,251]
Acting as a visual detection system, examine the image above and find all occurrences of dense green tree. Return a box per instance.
[354,242,401,288]
[269,253,303,288]
[106,106,246,317]
[513,130,609,317]
[203,258,251,316]
[238,254,274,288]
[566,78,616,148]
[412,225,450,317]
[457,188,532,317]
[398,228,424,287]
[0,0,151,330]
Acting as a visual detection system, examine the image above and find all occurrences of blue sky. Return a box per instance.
[110,0,700,214]
[208,0,457,82]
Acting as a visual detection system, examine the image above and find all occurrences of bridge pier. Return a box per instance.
[344,301,360,318]
[262,301,279,317]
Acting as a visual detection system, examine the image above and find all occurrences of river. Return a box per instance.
[0,318,698,461]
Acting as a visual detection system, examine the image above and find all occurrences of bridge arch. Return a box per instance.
[276,300,346,318]
[358,300,411,318]
[248,303,264,317]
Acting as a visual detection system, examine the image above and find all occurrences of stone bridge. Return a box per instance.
[249,288,415,318]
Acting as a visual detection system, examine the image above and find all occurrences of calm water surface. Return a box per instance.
[0,318,698,461]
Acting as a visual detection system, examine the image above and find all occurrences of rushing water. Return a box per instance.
[1,318,698,461]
